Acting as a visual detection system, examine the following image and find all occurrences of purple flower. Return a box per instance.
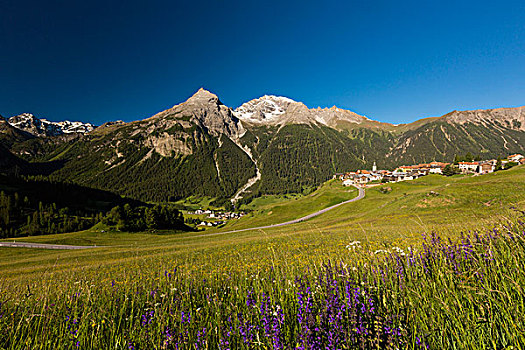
[141,310,154,327]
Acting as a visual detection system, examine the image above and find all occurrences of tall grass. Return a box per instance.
[1,219,525,349]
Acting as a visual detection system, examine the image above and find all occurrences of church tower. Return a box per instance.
[372,161,377,172]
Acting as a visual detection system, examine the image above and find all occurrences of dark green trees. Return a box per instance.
[495,157,503,171]
[0,190,97,238]
[442,164,460,176]
[101,204,185,232]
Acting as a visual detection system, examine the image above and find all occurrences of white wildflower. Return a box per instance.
[392,246,406,256]
[346,241,362,250]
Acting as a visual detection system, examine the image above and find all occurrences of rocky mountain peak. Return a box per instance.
[233,95,371,128]
[234,95,299,124]
[185,88,221,105]
[143,88,244,146]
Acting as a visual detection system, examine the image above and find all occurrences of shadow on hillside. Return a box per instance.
[28,160,67,176]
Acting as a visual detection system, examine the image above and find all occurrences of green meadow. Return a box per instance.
[1,165,525,348]
[2,166,524,280]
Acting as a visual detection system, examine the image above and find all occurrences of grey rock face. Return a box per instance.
[234,95,297,123]
[147,88,244,138]
[92,88,246,159]
[442,106,525,131]
[180,88,244,138]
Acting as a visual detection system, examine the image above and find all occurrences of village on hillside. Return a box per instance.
[336,154,525,186]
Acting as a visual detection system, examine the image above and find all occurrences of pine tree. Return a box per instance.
[495,157,503,171]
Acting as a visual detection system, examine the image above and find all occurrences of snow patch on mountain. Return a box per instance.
[234,95,297,123]
[234,95,372,128]
[8,113,95,137]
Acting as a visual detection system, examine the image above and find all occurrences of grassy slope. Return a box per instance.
[0,165,524,284]
[225,180,358,229]
[173,196,220,210]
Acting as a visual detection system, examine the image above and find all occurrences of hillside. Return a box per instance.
[37,89,257,203]
[0,144,26,175]
[386,108,525,164]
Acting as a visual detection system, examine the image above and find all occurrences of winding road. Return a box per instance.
[0,241,101,250]
[194,185,365,238]
[0,185,365,249]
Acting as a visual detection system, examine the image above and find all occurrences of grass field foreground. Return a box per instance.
[1,220,525,348]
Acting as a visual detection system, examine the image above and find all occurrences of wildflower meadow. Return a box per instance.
[1,219,525,349]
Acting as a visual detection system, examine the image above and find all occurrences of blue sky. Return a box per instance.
[1,0,524,125]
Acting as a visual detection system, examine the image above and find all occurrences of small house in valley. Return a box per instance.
[508,154,524,163]
[458,162,479,173]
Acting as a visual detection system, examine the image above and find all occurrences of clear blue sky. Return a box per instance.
[1,0,524,125]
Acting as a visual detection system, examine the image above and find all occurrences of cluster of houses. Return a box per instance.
[336,154,524,186]
[190,209,245,220]
[187,209,246,227]
[457,153,524,174]
[335,161,448,186]
[197,220,225,227]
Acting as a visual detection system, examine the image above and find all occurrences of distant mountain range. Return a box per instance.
[1,89,524,204]
[5,113,95,137]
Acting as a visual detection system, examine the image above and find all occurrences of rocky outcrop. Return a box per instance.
[86,88,246,158]
[0,116,34,147]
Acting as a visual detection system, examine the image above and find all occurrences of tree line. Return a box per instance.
[0,191,100,238]
[0,175,190,238]
[101,204,186,232]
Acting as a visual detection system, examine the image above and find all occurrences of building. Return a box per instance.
[342,179,354,186]
[428,162,449,174]
[508,154,524,163]
[478,162,494,174]
[458,162,479,173]
[394,165,418,173]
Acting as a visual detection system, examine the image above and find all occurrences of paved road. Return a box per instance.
[0,241,101,250]
[194,185,365,238]
[0,185,365,248]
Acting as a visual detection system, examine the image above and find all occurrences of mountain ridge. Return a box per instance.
[4,90,524,134]
[2,88,524,204]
